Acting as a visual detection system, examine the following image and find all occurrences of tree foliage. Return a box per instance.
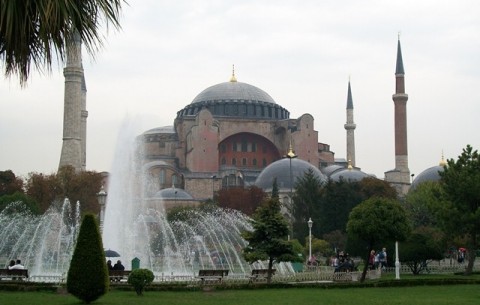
[242,196,299,283]
[0,191,39,214]
[0,170,24,196]
[400,228,444,275]
[404,181,446,228]
[128,269,154,296]
[67,214,108,303]
[318,179,362,237]
[25,166,103,214]
[291,169,323,240]
[0,0,124,85]
[216,186,266,216]
[439,145,480,275]
[346,197,411,282]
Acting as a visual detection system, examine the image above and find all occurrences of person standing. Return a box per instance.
[378,248,387,269]
[368,250,376,270]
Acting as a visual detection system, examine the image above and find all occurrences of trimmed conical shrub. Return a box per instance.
[67,214,109,303]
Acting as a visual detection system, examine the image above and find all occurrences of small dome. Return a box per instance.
[410,165,444,190]
[330,168,370,182]
[153,188,193,200]
[255,158,326,190]
[321,165,345,177]
[143,126,175,135]
[191,81,276,104]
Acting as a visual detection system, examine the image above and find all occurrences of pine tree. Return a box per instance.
[67,214,109,303]
[242,195,298,283]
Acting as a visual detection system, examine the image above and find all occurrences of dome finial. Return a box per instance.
[230,64,237,82]
[439,150,447,166]
[286,138,297,159]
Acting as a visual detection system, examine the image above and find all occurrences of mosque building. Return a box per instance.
[59,38,415,209]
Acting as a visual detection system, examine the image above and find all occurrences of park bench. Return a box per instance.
[0,269,29,281]
[109,270,131,283]
[196,269,229,284]
[249,269,276,282]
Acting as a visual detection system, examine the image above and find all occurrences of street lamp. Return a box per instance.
[395,241,401,280]
[286,142,297,200]
[96,185,107,232]
[308,217,313,262]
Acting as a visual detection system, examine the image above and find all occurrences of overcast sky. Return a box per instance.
[1,0,479,181]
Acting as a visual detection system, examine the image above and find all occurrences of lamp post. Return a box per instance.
[286,143,297,199]
[395,241,401,280]
[308,217,313,262]
[96,185,107,233]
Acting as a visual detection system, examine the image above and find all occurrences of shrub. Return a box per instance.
[67,214,109,303]
[128,269,155,295]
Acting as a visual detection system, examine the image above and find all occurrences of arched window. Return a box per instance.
[252,158,257,167]
[232,158,236,166]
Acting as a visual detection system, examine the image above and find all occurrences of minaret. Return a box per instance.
[385,37,410,195]
[80,73,88,169]
[344,79,356,167]
[59,31,85,171]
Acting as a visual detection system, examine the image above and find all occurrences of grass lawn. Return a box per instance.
[0,284,479,305]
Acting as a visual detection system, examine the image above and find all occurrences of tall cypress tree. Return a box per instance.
[67,214,109,303]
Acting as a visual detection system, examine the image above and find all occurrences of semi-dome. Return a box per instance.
[176,77,290,120]
[255,158,327,190]
[153,188,193,200]
[330,168,370,182]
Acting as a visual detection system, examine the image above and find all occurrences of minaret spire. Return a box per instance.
[344,79,356,167]
[385,36,410,196]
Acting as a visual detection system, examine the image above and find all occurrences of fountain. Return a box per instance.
[0,199,80,280]
[0,119,292,281]
[101,120,257,275]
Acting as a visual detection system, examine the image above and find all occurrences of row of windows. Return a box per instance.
[221,157,268,167]
[178,102,289,119]
[221,141,268,153]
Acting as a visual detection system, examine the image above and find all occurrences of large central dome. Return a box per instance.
[176,76,289,120]
[191,81,276,104]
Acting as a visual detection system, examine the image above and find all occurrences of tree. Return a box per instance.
[439,145,480,275]
[216,186,266,216]
[291,169,323,240]
[0,170,24,196]
[128,269,154,296]
[346,197,411,282]
[242,197,299,283]
[1,0,124,85]
[404,181,445,228]
[0,191,39,214]
[318,179,362,237]
[358,177,397,200]
[67,214,108,303]
[400,228,444,275]
[25,166,103,214]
